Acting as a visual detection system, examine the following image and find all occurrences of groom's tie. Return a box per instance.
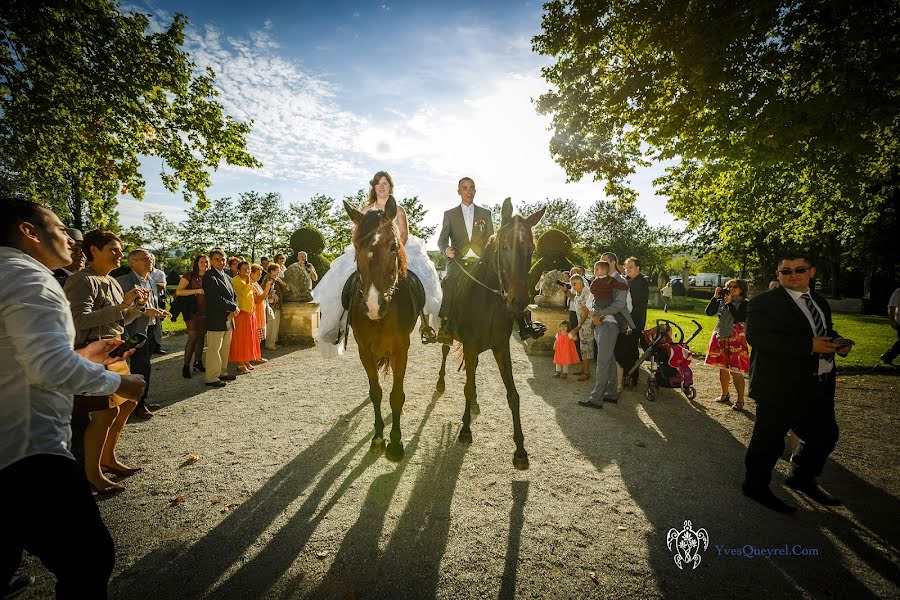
[801,293,826,337]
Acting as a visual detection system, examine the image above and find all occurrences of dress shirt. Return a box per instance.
[0,247,121,472]
[784,287,833,375]
[149,267,166,291]
[460,202,475,241]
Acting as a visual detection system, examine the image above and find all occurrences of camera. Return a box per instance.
[556,279,571,289]
[716,288,729,300]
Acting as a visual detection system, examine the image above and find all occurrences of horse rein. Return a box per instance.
[354,225,401,308]
[450,238,509,301]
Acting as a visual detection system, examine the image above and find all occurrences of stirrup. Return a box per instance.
[420,325,438,344]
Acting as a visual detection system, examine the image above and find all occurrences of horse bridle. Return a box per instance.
[451,235,509,301]
[354,226,401,307]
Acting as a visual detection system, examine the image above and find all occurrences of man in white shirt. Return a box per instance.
[743,252,853,513]
[881,287,900,366]
[147,254,168,355]
[0,199,146,598]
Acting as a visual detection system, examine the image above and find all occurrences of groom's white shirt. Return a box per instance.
[460,202,475,241]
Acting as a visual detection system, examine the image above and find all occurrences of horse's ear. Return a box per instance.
[501,197,513,226]
[344,201,363,225]
[524,206,546,229]
[384,196,397,221]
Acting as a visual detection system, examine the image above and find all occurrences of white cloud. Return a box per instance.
[183,24,369,184]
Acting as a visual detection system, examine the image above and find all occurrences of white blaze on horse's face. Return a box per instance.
[366,284,381,320]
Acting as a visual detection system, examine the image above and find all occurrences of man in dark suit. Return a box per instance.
[435,177,493,342]
[618,256,650,387]
[202,248,238,388]
[117,249,169,419]
[743,252,854,513]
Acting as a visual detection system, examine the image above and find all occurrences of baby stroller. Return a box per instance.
[628,319,702,402]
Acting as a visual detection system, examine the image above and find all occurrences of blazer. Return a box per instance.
[202,269,238,331]
[627,274,650,331]
[437,203,494,260]
[116,270,158,338]
[746,286,839,404]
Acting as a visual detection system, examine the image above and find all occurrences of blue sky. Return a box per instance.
[123,0,673,246]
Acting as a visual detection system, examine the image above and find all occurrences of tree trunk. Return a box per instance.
[827,238,841,298]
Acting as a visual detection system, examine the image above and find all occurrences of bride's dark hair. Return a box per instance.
[367,171,394,205]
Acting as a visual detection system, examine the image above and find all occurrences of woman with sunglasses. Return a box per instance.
[704,279,750,410]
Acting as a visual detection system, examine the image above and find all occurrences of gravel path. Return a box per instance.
[19,333,900,599]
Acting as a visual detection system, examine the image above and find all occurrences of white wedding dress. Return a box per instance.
[312,233,442,357]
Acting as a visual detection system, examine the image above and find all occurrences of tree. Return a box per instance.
[580,200,681,278]
[399,196,437,240]
[0,0,261,228]
[120,210,179,264]
[235,191,287,261]
[178,196,242,256]
[511,198,583,245]
[533,0,899,292]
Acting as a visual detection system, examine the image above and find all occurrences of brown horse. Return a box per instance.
[344,197,420,461]
[437,198,544,469]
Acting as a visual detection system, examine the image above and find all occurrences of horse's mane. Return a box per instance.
[352,208,408,276]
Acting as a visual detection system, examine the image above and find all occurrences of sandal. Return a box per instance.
[732,400,745,411]
[715,393,731,404]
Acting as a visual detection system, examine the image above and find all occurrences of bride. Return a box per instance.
[313,170,443,356]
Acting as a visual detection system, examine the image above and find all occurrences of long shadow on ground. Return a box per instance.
[310,391,467,599]
[527,358,900,598]
[110,398,371,599]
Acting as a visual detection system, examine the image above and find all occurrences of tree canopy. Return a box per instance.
[533,0,899,291]
[0,0,261,228]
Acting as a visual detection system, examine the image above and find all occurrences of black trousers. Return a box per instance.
[129,334,152,406]
[614,329,640,378]
[744,376,839,489]
[0,454,115,598]
[884,327,900,362]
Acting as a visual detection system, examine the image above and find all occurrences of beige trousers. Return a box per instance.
[205,330,233,382]
[265,309,281,350]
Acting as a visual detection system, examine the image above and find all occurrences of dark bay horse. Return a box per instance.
[436,198,545,469]
[344,197,420,461]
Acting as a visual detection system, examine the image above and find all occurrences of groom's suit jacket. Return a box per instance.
[202,268,237,332]
[437,204,494,263]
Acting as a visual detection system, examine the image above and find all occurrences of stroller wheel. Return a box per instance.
[684,386,696,400]
[645,386,657,402]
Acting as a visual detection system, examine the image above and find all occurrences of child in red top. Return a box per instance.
[590,260,632,330]
[553,320,580,378]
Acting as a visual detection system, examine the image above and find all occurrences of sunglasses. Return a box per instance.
[777,267,810,275]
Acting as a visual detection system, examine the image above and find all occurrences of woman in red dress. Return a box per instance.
[704,279,750,410]
[175,254,208,378]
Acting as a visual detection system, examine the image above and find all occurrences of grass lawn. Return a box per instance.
[162,316,187,337]
[645,296,894,372]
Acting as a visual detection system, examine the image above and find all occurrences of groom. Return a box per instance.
[434,177,544,343]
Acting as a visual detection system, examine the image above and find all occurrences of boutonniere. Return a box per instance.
[475,219,486,231]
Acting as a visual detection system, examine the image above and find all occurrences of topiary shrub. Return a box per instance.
[289,227,330,284]
[528,229,576,293]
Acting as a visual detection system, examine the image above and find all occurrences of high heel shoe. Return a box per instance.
[182,364,192,378]
[193,361,206,372]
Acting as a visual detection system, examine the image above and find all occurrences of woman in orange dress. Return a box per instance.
[249,264,274,363]
[229,261,260,373]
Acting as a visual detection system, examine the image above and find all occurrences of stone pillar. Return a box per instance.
[280,301,320,345]
[524,303,570,355]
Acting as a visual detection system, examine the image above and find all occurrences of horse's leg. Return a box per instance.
[385,345,408,461]
[436,343,450,392]
[493,346,528,470]
[471,355,480,415]
[458,347,478,444]
[362,353,385,453]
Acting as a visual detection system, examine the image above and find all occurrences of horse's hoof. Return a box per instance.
[385,442,405,462]
[458,430,473,444]
[370,438,385,453]
[435,380,445,393]
[513,451,529,470]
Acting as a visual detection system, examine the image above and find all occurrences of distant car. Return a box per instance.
[693,272,728,287]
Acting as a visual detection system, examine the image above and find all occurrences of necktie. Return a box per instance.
[801,293,826,337]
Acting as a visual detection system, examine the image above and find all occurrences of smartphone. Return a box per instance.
[109,332,148,359]
[832,338,855,348]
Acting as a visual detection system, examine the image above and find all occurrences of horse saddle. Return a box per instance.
[341,271,426,315]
